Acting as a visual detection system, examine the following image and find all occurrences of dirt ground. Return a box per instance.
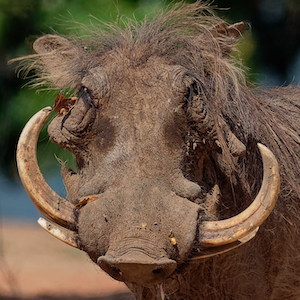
[0,221,133,300]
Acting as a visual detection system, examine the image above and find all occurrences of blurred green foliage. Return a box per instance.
[1,0,300,179]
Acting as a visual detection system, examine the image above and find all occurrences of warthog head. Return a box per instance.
[16,3,280,288]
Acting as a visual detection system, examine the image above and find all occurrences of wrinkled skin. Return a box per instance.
[41,40,255,293]
[48,56,203,284]
[50,58,199,201]
[16,2,300,299]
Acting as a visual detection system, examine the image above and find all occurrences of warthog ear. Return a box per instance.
[210,21,245,57]
[211,21,244,39]
[33,35,86,89]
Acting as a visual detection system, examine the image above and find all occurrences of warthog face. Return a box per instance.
[16,3,280,288]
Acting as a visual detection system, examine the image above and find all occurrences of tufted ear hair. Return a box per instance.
[209,21,245,57]
[211,21,244,39]
[33,35,87,89]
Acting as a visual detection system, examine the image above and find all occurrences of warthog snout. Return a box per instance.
[98,252,177,285]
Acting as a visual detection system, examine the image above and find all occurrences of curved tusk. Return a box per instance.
[199,143,280,248]
[17,107,76,230]
[38,217,78,248]
[190,227,259,260]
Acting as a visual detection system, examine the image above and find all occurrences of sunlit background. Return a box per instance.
[0,0,300,220]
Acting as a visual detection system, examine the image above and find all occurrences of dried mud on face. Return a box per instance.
[0,222,133,300]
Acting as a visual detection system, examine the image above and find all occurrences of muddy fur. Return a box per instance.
[13,1,300,299]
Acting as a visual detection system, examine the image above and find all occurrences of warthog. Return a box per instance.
[14,1,300,299]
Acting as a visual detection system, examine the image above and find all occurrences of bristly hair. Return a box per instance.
[10,1,246,89]
[11,0,247,162]
[10,0,300,203]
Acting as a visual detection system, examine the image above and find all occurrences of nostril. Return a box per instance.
[97,257,124,281]
[107,265,124,281]
[113,266,123,276]
[152,268,163,275]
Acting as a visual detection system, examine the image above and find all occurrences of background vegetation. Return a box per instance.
[1,0,300,181]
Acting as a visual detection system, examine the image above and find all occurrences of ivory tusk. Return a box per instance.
[17,107,76,230]
[199,143,280,247]
[38,217,78,248]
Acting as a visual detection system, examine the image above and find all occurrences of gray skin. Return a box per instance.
[47,56,202,284]
[19,3,300,299]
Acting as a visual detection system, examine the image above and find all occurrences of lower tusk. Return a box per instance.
[190,227,259,259]
[38,217,79,248]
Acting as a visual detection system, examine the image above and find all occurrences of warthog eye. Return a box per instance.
[79,86,94,107]
[184,82,198,109]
